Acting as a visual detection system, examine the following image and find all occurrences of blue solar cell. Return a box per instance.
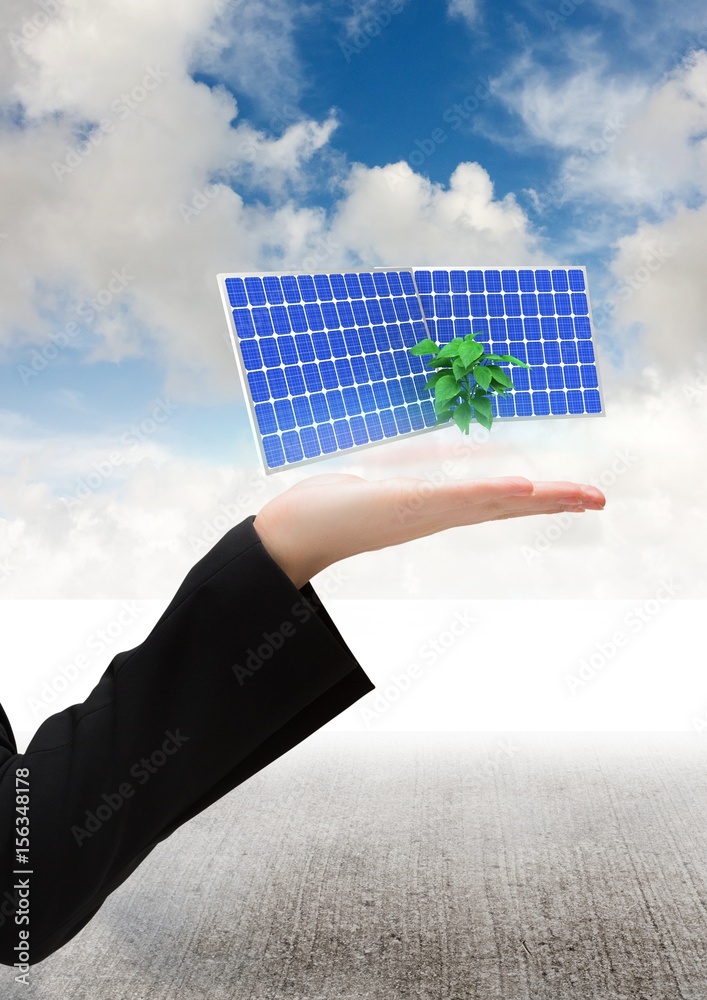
[577,341,594,363]
[248,370,269,402]
[584,389,601,412]
[555,293,572,315]
[360,272,377,297]
[287,305,307,333]
[359,327,376,353]
[512,368,530,391]
[400,272,416,295]
[226,278,248,307]
[304,303,324,331]
[365,411,384,440]
[328,330,346,358]
[293,395,314,426]
[467,270,484,292]
[527,343,544,366]
[560,342,578,365]
[393,351,411,376]
[433,270,450,293]
[547,366,564,390]
[380,353,397,379]
[330,274,348,299]
[370,272,389,297]
[387,324,403,350]
[538,294,555,316]
[240,340,262,371]
[541,317,558,340]
[515,392,532,416]
[301,425,321,458]
[343,328,362,354]
[544,342,560,365]
[420,400,436,426]
[295,333,315,363]
[488,295,504,317]
[581,364,598,388]
[574,316,591,338]
[380,299,397,323]
[567,390,584,414]
[388,381,404,406]
[345,273,363,298]
[285,365,305,396]
[521,293,538,316]
[393,297,410,322]
[317,423,337,453]
[281,275,300,303]
[266,368,288,399]
[518,270,535,292]
[564,365,581,388]
[501,269,519,292]
[310,392,329,421]
[454,318,472,339]
[245,276,266,306]
[452,294,470,317]
[233,308,255,338]
[277,335,298,364]
[524,317,541,339]
[551,269,569,292]
[414,270,432,293]
[342,386,362,415]
[497,394,515,417]
[450,270,466,292]
[302,365,323,392]
[320,361,338,389]
[530,368,547,390]
[311,332,331,360]
[387,272,404,296]
[435,296,453,318]
[485,270,502,292]
[313,274,333,300]
[352,300,370,325]
[400,376,417,402]
[320,301,339,330]
[326,390,346,419]
[350,415,369,445]
[282,431,304,464]
[259,337,280,367]
[505,294,522,316]
[332,420,353,450]
[549,391,567,415]
[297,275,317,302]
[533,392,550,415]
[558,316,574,339]
[380,410,397,437]
[336,301,355,328]
[408,402,424,429]
[535,270,552,292]
[274,397,296,430]
[569,269,585,291]
[255,402,277,435]
[572,293,589,315]
[393,407,412,434]
[271,306,291,335]
[508,318,524,341]
[351,356,369,383]
[358,384,376,411]
[335,358,354,386]
[372,382,390,408]
[365,355,384,381]
[263,435,285,467]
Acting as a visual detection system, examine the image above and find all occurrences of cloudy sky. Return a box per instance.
[0,0,705,600]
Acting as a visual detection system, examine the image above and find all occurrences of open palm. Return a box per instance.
[253,473,606,589]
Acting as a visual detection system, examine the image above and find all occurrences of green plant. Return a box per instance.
[408,332,530,434]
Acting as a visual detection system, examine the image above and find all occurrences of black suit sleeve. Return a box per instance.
[0,514,375,967]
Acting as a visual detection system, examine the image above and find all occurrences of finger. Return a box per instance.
[391,476,535,518]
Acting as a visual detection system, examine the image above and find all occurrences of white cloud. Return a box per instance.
[447,0,479,27]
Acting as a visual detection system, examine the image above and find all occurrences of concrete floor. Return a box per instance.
[6,732,707,999]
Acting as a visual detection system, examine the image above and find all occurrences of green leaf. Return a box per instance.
[473,406,493,431]
[434,374,461,402]
[459,341,485,367]
[434,410,454,425]
[423,370,448,391]
[493,353,530,369]
[452,401,472,434]
[452,358,467,381]
[408,338,439,356]
[426,357,453,369]
[471,394,492,420]
[487,365,514,388]
[473,365,492,390]
[435,337,465,360]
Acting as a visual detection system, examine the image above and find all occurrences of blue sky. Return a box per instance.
[0,0,706,597]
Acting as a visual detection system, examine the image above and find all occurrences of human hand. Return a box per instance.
[252,474,606,590]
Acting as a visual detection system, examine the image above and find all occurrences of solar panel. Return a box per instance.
[217,266,604,474]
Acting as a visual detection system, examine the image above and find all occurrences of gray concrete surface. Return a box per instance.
[5,732,707,999]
